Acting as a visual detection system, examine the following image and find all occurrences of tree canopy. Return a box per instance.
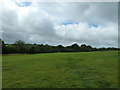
[1,39,119,54]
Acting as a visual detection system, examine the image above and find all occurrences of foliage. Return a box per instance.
[1,39,119,54]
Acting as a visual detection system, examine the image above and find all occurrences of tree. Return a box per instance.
[29,44,41,54]
[66,43,80,52]
[6,44,19,53]
[80,44,88,52]
[1,39,7,54]
[14,40,26,53]
[71,43,80,52]
[57,45,65,52]
[1,39,119,54]
[86,45,92,51]
[14,40,25,45]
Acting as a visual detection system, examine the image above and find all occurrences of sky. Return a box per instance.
[1,0,118,47]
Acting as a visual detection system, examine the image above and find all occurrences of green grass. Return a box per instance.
[2,51,118,88]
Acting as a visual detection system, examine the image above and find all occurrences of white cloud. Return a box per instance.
[1,0,118,47]
[55,22,118,47]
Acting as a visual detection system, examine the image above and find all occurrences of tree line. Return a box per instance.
[1,39,119,54]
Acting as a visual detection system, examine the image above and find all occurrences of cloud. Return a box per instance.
[55,22,118,47]
[1,0,118,47]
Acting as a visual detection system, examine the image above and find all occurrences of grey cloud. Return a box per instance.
[2,1,118,47]
[36,2,117,24]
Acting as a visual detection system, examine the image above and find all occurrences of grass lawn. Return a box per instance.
[2,51,118,88]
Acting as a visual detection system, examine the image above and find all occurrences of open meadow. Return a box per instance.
[2,51,118,88]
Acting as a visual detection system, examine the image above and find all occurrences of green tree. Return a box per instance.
[1,39,7,54]
[14,40,26,53]
[71,43,80,52]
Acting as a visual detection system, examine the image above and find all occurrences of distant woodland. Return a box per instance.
[1,39,119,54]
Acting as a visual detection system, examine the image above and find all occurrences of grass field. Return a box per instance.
[2,51,118,88]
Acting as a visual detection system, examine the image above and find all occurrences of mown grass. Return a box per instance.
[2,51,118,88]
